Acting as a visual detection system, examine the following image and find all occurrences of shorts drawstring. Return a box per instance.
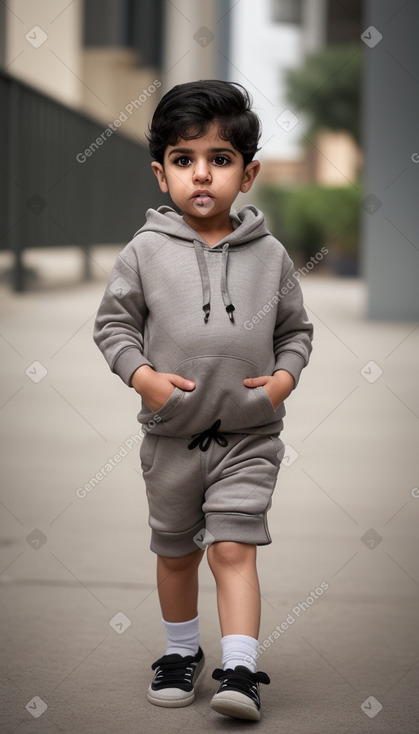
[187,419,228,452]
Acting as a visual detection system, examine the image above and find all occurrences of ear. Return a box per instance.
[240,160,261,194]
[151,162,169,193]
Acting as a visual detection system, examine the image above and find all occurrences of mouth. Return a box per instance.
[191,191,214,206]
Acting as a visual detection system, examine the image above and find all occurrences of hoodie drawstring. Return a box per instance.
[193,241,211,323]
[193,240,235,324]
[220,243,235,323]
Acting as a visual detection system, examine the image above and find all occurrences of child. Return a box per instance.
[94,80,313,721]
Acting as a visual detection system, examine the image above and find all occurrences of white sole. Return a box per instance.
[210,690,260,721]
[146,688,195,708]
[146,655,205,708]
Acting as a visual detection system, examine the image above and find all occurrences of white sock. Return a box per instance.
[162,615,200,657]
[221,634,259,673]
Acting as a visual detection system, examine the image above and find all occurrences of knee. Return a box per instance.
[158,549,203,573]
[207,541,256,572]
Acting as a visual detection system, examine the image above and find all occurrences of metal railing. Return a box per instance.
[0,69,166,291]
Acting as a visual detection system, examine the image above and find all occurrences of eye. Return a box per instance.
[174,155,191,167]
[213,155,230,166]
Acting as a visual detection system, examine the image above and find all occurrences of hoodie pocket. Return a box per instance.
[137,355,285,437]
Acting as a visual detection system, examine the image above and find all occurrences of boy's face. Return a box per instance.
[151,123,260,230]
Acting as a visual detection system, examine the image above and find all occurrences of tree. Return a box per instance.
[285,44,362,145]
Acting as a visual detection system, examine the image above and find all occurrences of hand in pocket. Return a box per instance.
[131,366,195,412]
[243,371,295,411]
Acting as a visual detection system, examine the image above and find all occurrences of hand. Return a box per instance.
[131,365,195,412]
[243,370,295,411]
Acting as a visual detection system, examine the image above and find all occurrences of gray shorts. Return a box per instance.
[139,429,284,557]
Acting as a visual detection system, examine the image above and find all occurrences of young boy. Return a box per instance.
[94,80,313,721]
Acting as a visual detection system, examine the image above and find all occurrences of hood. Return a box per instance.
[134,204,271,248]
[134,205,271,326]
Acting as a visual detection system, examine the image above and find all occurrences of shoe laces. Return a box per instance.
[212,665,270,697]
[152,654,195,685]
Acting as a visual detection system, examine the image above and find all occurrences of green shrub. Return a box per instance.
[256,183,361,264]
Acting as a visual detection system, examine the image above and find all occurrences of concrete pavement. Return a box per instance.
[1,247,418,733]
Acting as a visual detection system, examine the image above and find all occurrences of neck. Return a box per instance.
[183,212,233,247]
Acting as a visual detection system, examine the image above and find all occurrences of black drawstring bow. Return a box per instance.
[187,419,228,452]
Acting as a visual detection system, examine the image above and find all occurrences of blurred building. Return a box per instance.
[0,0,232,290]
[1,0,418,318]
[0,0,369,177]
[0,0,231,143]
[228,0,363,185]
[230,0,419,319]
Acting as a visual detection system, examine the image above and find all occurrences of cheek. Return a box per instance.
[225,172,245,192]
[167,172,189,191]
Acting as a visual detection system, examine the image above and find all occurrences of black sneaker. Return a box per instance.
[210,665,270,721]
[146,647,205,708]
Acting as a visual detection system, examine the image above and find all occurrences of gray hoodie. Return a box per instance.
[93,205,313,437]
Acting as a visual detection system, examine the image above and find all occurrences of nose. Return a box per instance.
[193,158,211,182]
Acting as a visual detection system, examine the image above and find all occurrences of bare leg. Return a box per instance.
[207,542,260,638]
[157,548,204,622]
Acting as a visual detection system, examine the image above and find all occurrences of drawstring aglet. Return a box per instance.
[203,303,210,323]
[226,304,235,323]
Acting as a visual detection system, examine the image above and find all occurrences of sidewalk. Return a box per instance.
[1,248,418,733]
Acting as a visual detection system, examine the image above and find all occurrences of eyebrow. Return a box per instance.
[168,147,237,157]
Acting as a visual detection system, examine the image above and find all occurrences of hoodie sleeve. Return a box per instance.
[272,254,313,387]
[93,245,153,386]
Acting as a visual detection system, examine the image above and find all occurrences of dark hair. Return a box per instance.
[147,80,261,166]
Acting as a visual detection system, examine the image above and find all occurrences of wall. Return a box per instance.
[4,0,83,107]
[362,0,419,319]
